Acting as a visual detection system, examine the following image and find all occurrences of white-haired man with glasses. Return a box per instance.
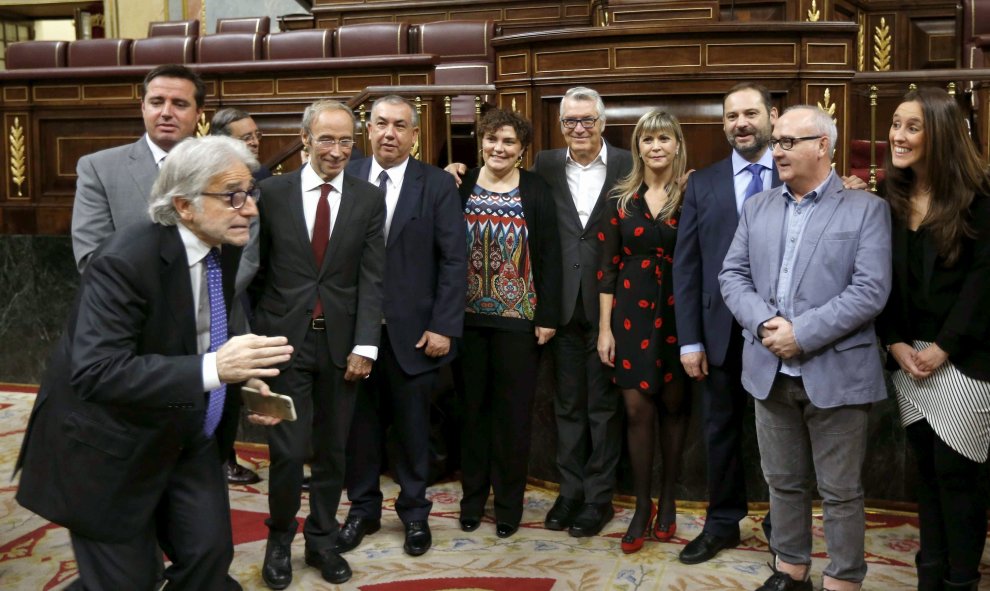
[249,99,385,588]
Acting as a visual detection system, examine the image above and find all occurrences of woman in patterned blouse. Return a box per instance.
[456,108,562,538]
[597,110,690,553]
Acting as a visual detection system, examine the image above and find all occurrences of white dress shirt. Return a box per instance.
[368,156,409,243]
[177,223,222,392]
[300,162,378,360]
[145,133,169,169]
[565,142,609,228]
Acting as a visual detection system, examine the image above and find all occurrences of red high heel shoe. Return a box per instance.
[620,503,657,554]
[653,507,677,542]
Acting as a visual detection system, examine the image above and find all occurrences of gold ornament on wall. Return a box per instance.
[197,112,210,137]
[817,88,837,125]
[8,117,25,198]
[857,13,866,71]
[807,0,821,22]
[873,17,891,72]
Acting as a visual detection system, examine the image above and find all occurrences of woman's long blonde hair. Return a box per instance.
[609,109,687,220]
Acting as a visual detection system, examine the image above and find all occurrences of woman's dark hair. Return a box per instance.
[884,86,990,265]
[477,108,533,149]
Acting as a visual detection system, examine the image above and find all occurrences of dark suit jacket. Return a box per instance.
[532,143,632,325]
[251,168,386,368]
[673,155,781,367]
[458,166,562,329]
[879,193,990,381]
[15,222,242,543]
[346,157,466,375]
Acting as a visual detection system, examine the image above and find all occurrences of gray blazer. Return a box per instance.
[71,138,158,271]
[718,173,892,407]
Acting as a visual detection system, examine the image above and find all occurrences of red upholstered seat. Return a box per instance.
[148,19,200,38]
[265,30,333,60]
[216,17,271,35]
[67,39,132,67]
[7,41,68,69]
[131,37,195,66]
[197,33,263,63]
[415,20,495,61]
[334,23,409,57]
[435,62,493,123]
[848,139,888,184]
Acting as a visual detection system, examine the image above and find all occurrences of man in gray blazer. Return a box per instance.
[71,64,204,272]
[719,105,891,591]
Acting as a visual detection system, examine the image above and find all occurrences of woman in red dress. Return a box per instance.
[597,109,690,553]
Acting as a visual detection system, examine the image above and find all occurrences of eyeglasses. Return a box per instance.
[238,131,263,143]
[201,186,260,209]
[768,135,822,151]
[560,117,599,129]
[311,138,355,149]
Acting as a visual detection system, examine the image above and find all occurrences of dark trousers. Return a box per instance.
[907,419,988,583]
[552,304,622,504]
[699,328,753,537]
[459,326,540,526]
[68,434,236,591]
[344,328,437,523]
[267,328,358,551]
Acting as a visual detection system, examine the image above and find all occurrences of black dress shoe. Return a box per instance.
[304,547,352,584]
[678,531,741,565]
[403,520,432,556]
[459,516,481,532]
[496,522,519,538]
[568,502,614,537]
[224,459,261,485]
[333,515,381,553]
[755,569,812,591]
[261,539,292,590]
[544,495,583,531]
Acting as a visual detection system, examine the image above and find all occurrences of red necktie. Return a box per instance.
[311,183,332,318]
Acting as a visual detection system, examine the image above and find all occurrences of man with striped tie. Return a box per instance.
[15,136,293,591]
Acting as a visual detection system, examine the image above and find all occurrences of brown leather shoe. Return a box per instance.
[224,458,261,485]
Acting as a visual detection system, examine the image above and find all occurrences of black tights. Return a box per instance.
[906,419,988,584]
[622,372,689,536]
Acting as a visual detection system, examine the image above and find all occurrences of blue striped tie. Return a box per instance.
[203,248,227,437]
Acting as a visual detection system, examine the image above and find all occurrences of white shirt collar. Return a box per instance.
[369,155,410,187]
[566,141,608,168]
[176,222,213,267]
[302,161,345,194]
[144,133,170,168]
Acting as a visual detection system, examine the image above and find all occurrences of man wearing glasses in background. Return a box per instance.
[248,100,385,588]
[211,107,272,182]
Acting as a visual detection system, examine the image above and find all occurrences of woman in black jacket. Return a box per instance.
[879,86,990,591]
[457,108,562,538]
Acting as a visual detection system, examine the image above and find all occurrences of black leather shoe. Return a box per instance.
[403,520,432,556]
[333,515,381,553]
[459,516,481,532]
[496,522,518,538]
[261,539,292,590]
[224,458,261,485]
[568,502,614,537]
[544,495,583,531]
[678,531,741,565]
[755,569,812,591]
[304,547,352,585]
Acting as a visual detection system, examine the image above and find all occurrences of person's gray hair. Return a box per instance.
[148,136,258,225]
[783,104,838,159]
[301,99,355,137]
[209,107,251,137]
[561,86,606,126]
[370,95,419,127]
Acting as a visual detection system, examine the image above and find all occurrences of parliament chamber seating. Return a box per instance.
[66,39,132,67]
[264,29,333,60]
[130,36,195,65]
[147,19,199,38]
[216,16,271,35]
[415,20,495,123]
[334,22,409,57]
[196,33,263,63]
[6,40,67,69]
[848,139,888,185]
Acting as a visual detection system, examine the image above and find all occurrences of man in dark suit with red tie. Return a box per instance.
[15,136,292,590]
[251,100,386,588]
[336,95,466,557]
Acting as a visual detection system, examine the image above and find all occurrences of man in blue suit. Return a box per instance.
[337,95,466,557]
[719,105,891,591]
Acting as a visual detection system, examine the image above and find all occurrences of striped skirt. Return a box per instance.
[892,341,990,462]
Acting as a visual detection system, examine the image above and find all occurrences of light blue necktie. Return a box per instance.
[743,163,765,201]
[203,248,227,437]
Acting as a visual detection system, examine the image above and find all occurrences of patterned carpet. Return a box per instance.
[0,385,985,590]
